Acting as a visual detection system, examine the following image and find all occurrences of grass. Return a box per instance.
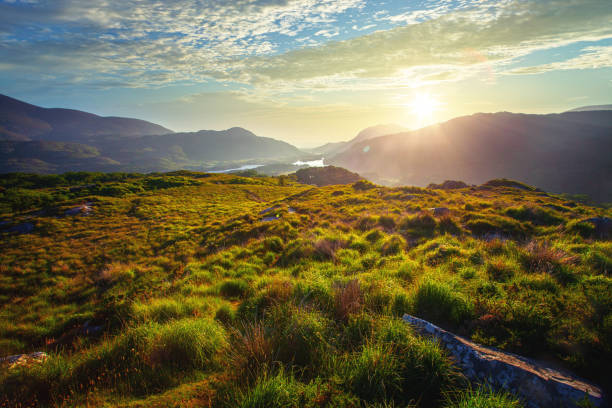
[0,171,610,406]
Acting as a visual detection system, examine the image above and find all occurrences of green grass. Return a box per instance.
[0,171,610,406]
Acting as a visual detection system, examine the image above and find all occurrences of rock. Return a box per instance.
[262,215,280,222]
[403,314,605,408]
[0,352,48,369]
[584,217,612,240]
[64,202,93,216]
[429,207,450,217]
[260,205,281,215]
[5,222,34,234]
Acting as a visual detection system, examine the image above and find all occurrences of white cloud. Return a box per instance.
[0,0,610,92]
[507,46,612,75]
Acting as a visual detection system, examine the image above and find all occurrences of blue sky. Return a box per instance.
[0,0,611,146]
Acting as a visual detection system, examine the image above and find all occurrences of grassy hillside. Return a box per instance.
[0,172,610,407]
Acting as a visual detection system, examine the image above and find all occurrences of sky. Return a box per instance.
[0,0,611,147]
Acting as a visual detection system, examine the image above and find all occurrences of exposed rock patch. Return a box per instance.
[0,352,48,369]
[403,314,605,408]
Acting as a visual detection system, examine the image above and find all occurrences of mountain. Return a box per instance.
[308,124,407,155]
[0,93,172,142]
[0,95,307,173]
[566,104,612,112]
[329,111,612,201]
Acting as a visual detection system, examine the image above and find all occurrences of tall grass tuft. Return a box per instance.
[413,280,474,327]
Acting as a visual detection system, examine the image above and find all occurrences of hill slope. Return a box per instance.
[330,111,612,201]
[567,104,612,112]
[0,93,172,142]
[309,124,407,155]
[0,172,610,406]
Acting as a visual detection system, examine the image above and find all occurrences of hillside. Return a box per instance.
[0,171,610,407]
[330,111,612,201]
[109,127,303,165]
[567,104,612,112]
[308,124,407,155]
[0,94,307,173]
[0,94,172,142]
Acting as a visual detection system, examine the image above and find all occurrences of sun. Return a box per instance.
[408,93,440,119]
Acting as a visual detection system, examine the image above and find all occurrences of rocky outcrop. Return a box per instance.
[403,314,605,408]
[0,352,48,369]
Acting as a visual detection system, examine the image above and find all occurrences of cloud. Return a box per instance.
[0,0,364,87]
[0,0,610,93]
[507,46,612,75]
[225,0,612,87]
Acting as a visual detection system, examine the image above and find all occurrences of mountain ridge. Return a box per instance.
[330,110,612,201]
[0,93,173,142]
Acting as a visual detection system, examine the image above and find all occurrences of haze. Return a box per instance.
[0,0,611,147]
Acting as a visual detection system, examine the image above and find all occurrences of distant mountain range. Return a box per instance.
[566,104,612,112]
[329,111,612,201]
[0,93,172,142]
[1,93,611,200]
[0,94,305,173]
[307,124,407,156]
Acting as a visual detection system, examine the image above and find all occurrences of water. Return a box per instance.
[208,164,263,173]
[293,158,325,167]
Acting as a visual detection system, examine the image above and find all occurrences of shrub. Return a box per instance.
[380,234,405,256]
[445,386,523,408]
[227,322,276,381]
[131,296,210,322]
[234,370,316,408]
[353,180,377,191]
[486,258,517,282]
[342,319,457,405]
[334,279,363,321]
[505,206,563,226]
[413,280,474,326]
[357,216,379,231]
[342,343,402,402]
[220,279,252,299]
[438,216,462,235]
[378,215,396,230]
[365,229,384,242]
[521,241,574,276]
[271,307,331,370]
[399,213,437,237]
[341,313,375,350]
[150,318,228,370]
[215,304,235,325]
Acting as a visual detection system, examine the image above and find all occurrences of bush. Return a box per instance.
[334,279,363,321]
[399,213,437,237]
[413,281,474,326]
[270,307,331,370]
[234,370,317,408]
[445,386,523,408]
[380,234,405,256]
[505,206,563,226]
[341,319,457,405]
[220,279,252,299]
[342,343,402,402]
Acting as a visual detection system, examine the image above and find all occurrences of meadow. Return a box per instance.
[0,171,610,407]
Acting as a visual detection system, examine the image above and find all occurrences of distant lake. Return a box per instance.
[208,164,263,173]
[293,158,325,167]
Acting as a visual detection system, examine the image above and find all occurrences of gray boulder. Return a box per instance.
[403,314,605,408]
